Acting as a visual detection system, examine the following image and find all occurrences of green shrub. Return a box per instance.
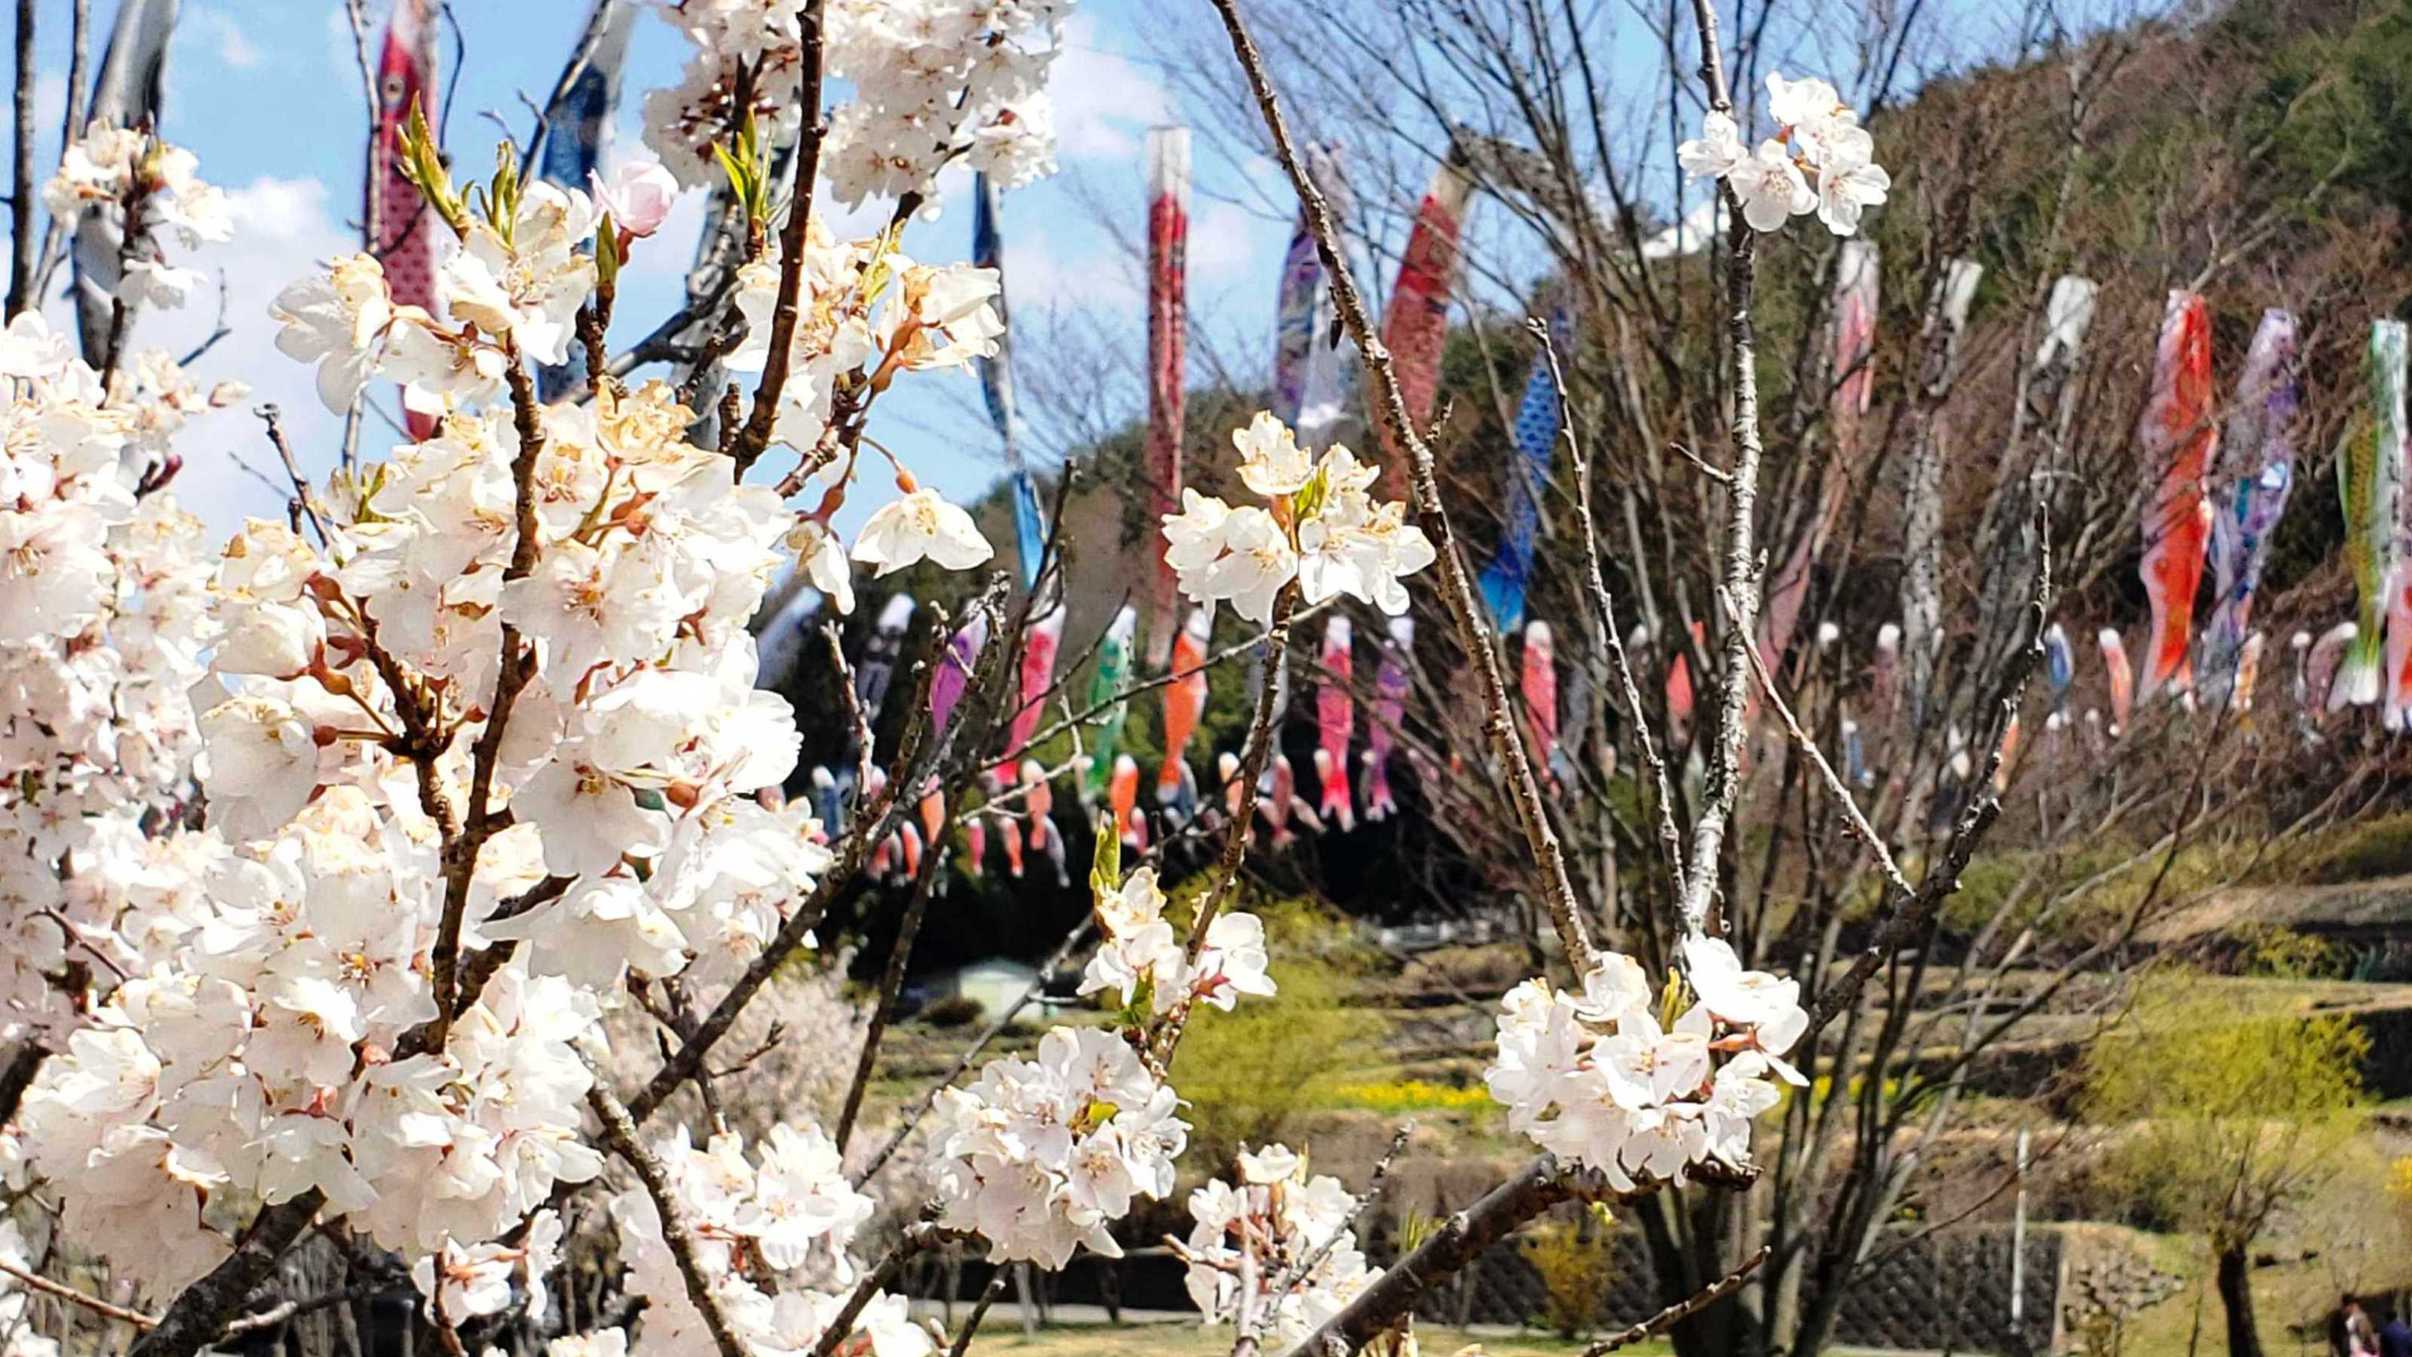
[1171,894,1386,1170]
[919,994,983,1028]
[1519,1209,1617,1339]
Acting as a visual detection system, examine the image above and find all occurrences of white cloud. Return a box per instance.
[1185,199,1263,286]
[191,7,263,71]
[1049,15,1171,162]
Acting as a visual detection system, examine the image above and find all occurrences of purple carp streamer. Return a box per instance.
[1316,617,1356,831]
[1363,615,1412,822]
[1294,146,1360,451]
[2202,308,2300,705]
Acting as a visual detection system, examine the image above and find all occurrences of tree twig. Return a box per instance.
[833,793,951,1151]
[1578,1246,1768,1355]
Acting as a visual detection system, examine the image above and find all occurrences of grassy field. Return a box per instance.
[955,1323,1670,1356]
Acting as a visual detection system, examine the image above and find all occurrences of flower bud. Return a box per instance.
[591,160,681,239]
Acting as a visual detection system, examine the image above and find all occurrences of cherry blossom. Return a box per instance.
[1675,72,1889,236]
[44,124,232,309]
[929,1027,1187,1268]
[1485,946,1805,1190]
[1179,1143,1380,1348]
[1162,415,1434,624]
[852,487,995,575]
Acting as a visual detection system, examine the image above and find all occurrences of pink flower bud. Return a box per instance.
[590,161,681,239]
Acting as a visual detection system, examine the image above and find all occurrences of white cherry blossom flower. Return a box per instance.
[1677,110,1748,181]
[851,488,993,576]
[1732,140,1817,232]
[1233,409,1313,498]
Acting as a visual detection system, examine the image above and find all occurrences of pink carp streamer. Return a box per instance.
[1374,154,1474,497]
[995,604,1063,782]
[1521,621,1560,789]
[2310,622,2357,716]
[1315,618,1355,831]
[1020,759,1067,886]
[1141,127,1191,668]
[374,0,442,441]
[1760,240,1879,677]
[2099,629,2135,736]
[2135,291,2218,705]
[1362,616,1411,822]
[1159,607,1210,808]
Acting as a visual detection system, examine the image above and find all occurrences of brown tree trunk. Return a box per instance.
[2215,1246,2264,1357]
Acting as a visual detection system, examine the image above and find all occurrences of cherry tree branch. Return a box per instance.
[8,0,34,322]
[833,794,952,1152]
[1537,318,1688,898]
[1671,0,1768,941]
[729,0,829,475]
[587,1083,750,1357]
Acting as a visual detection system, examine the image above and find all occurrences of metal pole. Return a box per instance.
[2011,1128,2030,1340]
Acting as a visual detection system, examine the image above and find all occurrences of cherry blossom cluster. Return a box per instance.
[270,176,609,418]
[605,1124,931,1357]
[1075,866,1275,1017]
[0,315,222,1047]
[24,938,604,1288]
[824,0,1072,206]
[1178,1144,1380,1349]
[641,0,1071,206]
[43,124,233,307]
[927,1026,1187,1268]
[1484,938,1807,1190]
[1162,412,1437,626]
[19,173,847,1305]
[1677,73,1890,235]
[725,216,1006,525]
[641,0,818,189]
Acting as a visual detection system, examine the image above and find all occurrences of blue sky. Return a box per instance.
[14,0,2096,541]
[9,0,1311,537]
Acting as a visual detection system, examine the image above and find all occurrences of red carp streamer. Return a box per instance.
[2136,290,2217,704]
[1375,156,1474,497]
[372,0,442,441]
[1159,607,1209,807]
[1141,127,1190,667]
